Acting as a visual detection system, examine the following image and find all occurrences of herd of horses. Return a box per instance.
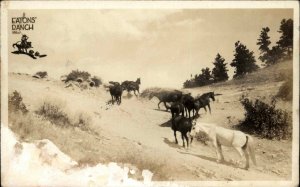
[107,78,256,169]
[108,78,141,105]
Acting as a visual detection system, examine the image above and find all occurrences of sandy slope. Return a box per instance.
[8,72,292,181]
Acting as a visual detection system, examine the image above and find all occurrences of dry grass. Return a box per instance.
[276,75,293,101]
[34,97,92,131]
[210,60,293,88]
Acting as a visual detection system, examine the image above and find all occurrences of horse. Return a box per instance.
[182,94,202,118]
[190,122,256,169]
[195,92,215,114]
[170,101,185,118]
[108,81,123,105]
[171,116,193,149]
[121,78,141,96]
[149,90,183,111]
[13,41,32,53]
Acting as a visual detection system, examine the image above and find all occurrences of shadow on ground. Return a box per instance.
[178,151,244,169]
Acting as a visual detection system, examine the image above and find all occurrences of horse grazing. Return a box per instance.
[121,78,141,96]
[190,122,257,169]
[149,90,183,111]
[171,116,193,149]
[195,92,215,114]
[108,81,123,105]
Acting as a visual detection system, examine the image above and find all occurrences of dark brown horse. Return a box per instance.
[149,90,183,111]
[108,81,123,105]
[121,78,141,96]
[195,92,215,114]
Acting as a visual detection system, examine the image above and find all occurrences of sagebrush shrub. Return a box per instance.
[91,76,102,87]
[65,70,91,83]
[35,71,48,78]
[8,91,28,114]
[35,101,70,127]
[35,99,92,131]
[238,96,292,140]
[276,76,292,101]
[195,131,210,145]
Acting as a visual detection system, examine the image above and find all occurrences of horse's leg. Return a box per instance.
[217,141,224,162]
[212,138,222,162]
[158,101,162,109]
[181,133,185,148]
[208,103,211,114]
[243,149,250,170]
[134,90,137,97]
[174,130,178,144]
[184,133,189,149]
[189,131,194,145]
[164,102,169,111]
[111,95,114,104]
[234,147,245,168]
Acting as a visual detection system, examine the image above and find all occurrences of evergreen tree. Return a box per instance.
[277,19,293,58]
[202,67,212,82]
[257,27,271,64]
[212,53,229,82]
[231,41,259,78]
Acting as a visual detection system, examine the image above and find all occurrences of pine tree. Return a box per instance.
[212,53,229,82]
[231,41,259,78]
[277,19,293,58]
[257,27,271,64]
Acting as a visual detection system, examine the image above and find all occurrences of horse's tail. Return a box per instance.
[244,135,257,166]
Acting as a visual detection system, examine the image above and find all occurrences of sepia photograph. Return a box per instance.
[1,1,299,187]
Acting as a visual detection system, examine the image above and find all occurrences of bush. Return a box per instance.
[8,91,28,114]
[35,100,70,127]
[65,70,91,83]
[34,71,48,78]
[195,131,210,145]
[276,76,293,101]
[238,96,292,140]
[91,76,102,87]
[35,99,92,131]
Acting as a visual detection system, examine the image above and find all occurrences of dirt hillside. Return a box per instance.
[8,61,293,181]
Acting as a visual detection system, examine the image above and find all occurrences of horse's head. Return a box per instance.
[210,92,215,101]
[190,121,201,137]
[120,82,127,90]
[136,78,141,85]
[148,92,155,100]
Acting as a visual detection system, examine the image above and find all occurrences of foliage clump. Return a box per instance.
[238,96,292,140]
[65,70,91,83]
[33,71,48,78]
[9,90,28,114]
[91,76,102,87]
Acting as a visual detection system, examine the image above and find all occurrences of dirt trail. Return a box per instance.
[8,73,292,181]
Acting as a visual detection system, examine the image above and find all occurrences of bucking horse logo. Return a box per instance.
[12,34,47,59]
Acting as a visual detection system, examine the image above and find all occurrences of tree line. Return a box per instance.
[183,18,293,88]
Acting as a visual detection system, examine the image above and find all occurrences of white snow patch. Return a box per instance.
[1,125,157,187]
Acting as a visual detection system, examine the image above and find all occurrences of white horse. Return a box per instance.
[190,122,256,169]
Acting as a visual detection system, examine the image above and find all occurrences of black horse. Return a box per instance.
[121,78,141,96]
[195,92,215,114]
[108,81,123,105]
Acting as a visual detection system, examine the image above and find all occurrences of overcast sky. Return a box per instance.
[8,9,293,89]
